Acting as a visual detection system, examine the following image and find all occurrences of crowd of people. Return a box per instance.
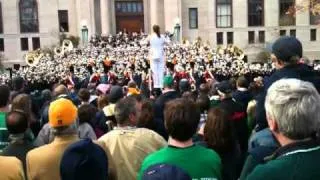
[0,29,320,180]
[1,29,277,87]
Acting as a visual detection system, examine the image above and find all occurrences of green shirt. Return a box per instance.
[138,145,222,180]
[247,146,320,180]
[0,112,9,151]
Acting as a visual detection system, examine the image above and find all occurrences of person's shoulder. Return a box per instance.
[232,90,241,96]
[142,146,168,164]
[0,111,6,117]
[27,143,51,158]
[0,156,22,166]
[98,130,118,141]
[37,123,52,137]
[135,128,166,141]
[159,91,179,101]
[134,128,167,147]
[79,122,93,130]
[42,123,51,129]
[194,145,221,160]
[246,160,283,180]
[0,156,24,179]
[135,127,158,134]
[269,64,309,82]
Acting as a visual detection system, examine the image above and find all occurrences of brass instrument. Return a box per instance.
[54,47,64,57]
[217,46,225,57]
[235,47,245,60]
[62,39,74,53]
[25,50,43,67]
[54,39,74,57]
[227,44,235,54]
[229,45,245,60]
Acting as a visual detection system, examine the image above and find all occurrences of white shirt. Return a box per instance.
[149,33,166,59]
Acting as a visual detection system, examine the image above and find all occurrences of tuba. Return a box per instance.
[231,46,245,60]
[54,46,64,57]
[216,46,225,58]
[236,47,245,60]
[62,39,74,53]
[227,44,235,54]
[25,51,43,67]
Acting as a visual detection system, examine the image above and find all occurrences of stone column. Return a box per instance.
[149,0,158,29]
[233,0,247,28]
[265,0,279,42]
[149,0,165,32]
[100,0,111,35]
[265,0,279,27]
[296,0,309,26]
[164,0,180,32]
[143,0,150,33]
[69,0,78,36]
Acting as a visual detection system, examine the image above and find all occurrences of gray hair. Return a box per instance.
[265,78,320,140]
[52,121,79,136]
[114,97,137,125]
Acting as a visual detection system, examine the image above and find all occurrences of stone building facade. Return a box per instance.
[0,0,319,65]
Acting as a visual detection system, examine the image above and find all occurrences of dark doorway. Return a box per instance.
[115,0,144,33]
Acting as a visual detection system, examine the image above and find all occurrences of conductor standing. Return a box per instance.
[149,25,168,90]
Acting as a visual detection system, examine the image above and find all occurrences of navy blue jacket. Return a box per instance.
[232,90,253,108]
[255,64,320,131]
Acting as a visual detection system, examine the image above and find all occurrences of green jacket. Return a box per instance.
[247,139,320,180]
[0,112,9,151]
[138,145,222,180]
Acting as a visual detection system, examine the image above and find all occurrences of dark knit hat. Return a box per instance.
[216,80,233,94]
[272,36,303,62]
[143,164,192,180]
[179,79,191,93]
[108,85,124,103]
[60,139,108,180]
[12,76,24,91]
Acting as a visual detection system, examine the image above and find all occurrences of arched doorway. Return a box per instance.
[115,0,144,33]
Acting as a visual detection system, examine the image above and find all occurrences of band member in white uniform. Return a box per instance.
[149,25,169,89]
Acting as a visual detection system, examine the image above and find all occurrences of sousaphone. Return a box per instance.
[25,51,43,67]
[62,39,74,53]
[54,47,64,57]
[236,47,245,60]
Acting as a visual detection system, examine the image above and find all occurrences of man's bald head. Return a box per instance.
[6,111,28,134]
[53,85,68,97]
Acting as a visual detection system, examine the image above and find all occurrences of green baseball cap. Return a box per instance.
[163,75,174,87]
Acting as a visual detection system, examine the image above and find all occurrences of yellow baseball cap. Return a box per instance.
[127,87,140,96]
[49,98,78,128]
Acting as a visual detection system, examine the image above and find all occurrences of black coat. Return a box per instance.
[153,90,180,140]
[232,90,253,109]
[218,98,248,156]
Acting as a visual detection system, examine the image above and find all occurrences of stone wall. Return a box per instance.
[179,0,320,61]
